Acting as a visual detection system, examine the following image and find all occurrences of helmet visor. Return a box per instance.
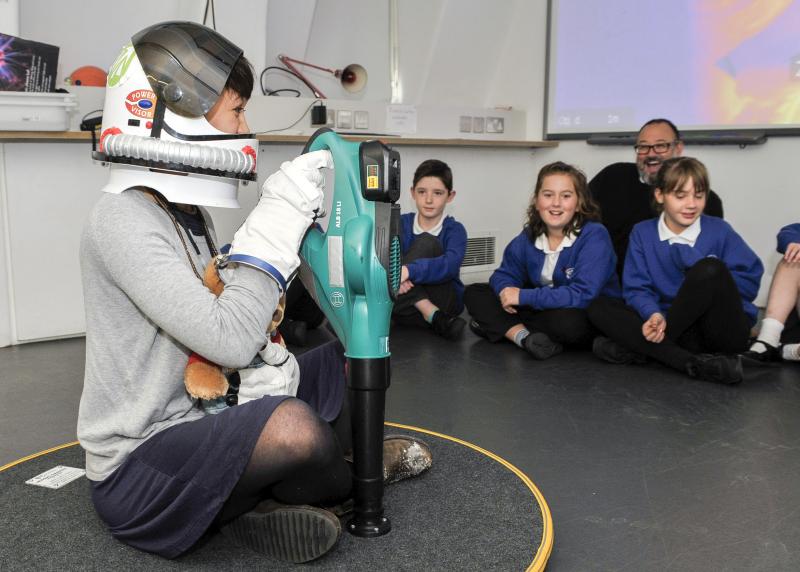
[132,21,242,118]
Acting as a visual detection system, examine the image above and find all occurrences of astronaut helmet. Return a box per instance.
[95,21,258,208]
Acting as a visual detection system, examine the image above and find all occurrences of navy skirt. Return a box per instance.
[90,339,345,559]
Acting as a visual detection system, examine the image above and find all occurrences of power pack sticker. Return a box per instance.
[125,89,156,119]
[366,164,380,190]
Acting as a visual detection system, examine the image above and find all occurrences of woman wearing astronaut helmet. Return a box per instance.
[78,21,350,563]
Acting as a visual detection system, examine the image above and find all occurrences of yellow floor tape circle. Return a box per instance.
[3,424,554,571]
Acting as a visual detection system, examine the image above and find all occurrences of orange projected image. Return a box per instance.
[695,0,800,125]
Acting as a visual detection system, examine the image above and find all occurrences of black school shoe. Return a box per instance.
[686,354,744,385]
[741,340,782,366]
[523,332,563,360]
[222,500,341,563]
[430,311,466,340]
[592,336,646,365]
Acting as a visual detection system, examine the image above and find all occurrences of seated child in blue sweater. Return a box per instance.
[588,156,764,384]
[393,159,468,339]
[743,223,800,362]
[464,161,620,359]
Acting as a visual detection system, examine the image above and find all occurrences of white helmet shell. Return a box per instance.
[95,22,258,208]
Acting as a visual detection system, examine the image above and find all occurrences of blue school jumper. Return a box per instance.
[777,223,800,253]
[623,214,763,324]
[489,221,620,309]
[400,213,467,309]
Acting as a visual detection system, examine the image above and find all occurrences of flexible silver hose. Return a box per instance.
[103,133,255,174]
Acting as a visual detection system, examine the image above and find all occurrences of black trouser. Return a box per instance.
[392,233,459,328]
[587,258,751,372]
[463,282,595,347]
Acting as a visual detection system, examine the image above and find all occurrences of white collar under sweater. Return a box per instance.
[657,212,701,247]
[534,232,576,286]
[413,213,444,236]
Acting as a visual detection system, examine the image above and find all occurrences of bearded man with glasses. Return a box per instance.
[589,118,724,277]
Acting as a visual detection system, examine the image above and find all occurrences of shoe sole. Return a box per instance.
[222,505,341,563]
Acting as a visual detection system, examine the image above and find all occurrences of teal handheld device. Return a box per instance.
[298,128,401,537]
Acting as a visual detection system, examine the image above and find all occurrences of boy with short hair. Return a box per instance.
[393,159,468,339]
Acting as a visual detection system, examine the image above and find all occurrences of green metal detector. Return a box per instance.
[298,128,401,537]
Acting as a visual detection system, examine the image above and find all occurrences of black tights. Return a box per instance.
[216,399,352,524]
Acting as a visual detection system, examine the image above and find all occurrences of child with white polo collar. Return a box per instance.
[392,159,468,340]
[588,156,763,384]
[465,161,619,359]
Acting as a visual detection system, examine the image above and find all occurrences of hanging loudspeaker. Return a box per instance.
[337,64,367,93]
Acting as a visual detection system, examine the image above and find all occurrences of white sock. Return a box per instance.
[782,343,800,361]
[513,328,530,348]
[751,318,784,352]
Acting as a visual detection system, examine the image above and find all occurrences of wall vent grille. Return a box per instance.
[462,235,496,267]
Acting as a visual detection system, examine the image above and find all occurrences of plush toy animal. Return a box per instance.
[184,256,300,407]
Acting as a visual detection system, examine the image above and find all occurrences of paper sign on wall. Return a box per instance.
[385,104,417,134]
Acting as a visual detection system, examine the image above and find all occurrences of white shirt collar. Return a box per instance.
[534,231,576,254]
[413,213,444,236]
[657,212,701,246]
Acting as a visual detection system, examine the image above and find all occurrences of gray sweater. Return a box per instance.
[78,190,279,480]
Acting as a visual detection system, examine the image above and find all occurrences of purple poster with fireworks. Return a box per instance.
[0,33,59,92]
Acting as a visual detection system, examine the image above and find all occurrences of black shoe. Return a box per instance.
[686,354,743,385]
[741,340,782,365]
[523,332,563,360]
[222,500,341,563]
[468,319,489,339]
[430,311,466,340]
[592,336,646,365]
[280,319,308,347]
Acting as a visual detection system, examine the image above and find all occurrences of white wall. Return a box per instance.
[20,1,268,87]
[0,147,13,347]
[1,0,798,345]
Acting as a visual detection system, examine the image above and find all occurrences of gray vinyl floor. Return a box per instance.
[2,325,800,571]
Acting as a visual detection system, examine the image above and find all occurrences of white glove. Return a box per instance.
[226,149,333,291]
[237,349,300,403]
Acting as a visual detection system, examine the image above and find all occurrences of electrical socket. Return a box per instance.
[459,116,472,133]
[486,117,505,133]
[472,116,484,133]
[336,109,353,129]
[354,110,369,129]
[325,109,336,127]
